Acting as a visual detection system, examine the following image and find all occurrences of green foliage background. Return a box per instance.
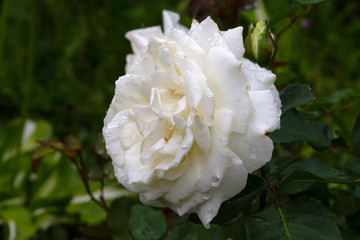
[1,0,360,239]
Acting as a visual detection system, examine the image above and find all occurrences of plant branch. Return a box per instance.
[99,166,109,211]
[330,144,360,157]
[275,5,312,42]
[73,154,109,212]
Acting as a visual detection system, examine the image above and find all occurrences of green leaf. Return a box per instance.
[280,83,314,115]
[129,205,167,240]
[31,140,64,173]
[281,181,313,194]
[280,158,360,186]
[324,88,354,104]
[345,157,360,199]
[107,197,138,240]
[330,188,360,217]
[269,110,332,150]
[266,156,297,175]
[0,205,38,240]
[211,174,267,224]
[352,114,360,152]
[31,144,56,173]
[21,119,52,152]
[166,222,225,240]
[296,0,327,4]
[246,197,341,240]
[66,201,107,225]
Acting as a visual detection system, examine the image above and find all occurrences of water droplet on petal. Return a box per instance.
[203,194,210,200]
[211,175,220,187]
[249,148,257,160]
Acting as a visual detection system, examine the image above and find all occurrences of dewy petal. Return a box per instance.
[173,96,188,131]
[154,116,194,174]
[163,145,204,206]
[228,89,280,173]
[229,132,274,173]
[125,142,155,185]
[192,113,211,151]
[133,105,160,137]
[162,10,188,33]
[206,46,252,133]
[125,26,163,55]
[242,59,282,124]
[223,26,245,61]
[176,55,215,123]
[159,131,183,156]
[183,71,202,109]
[189,17,227,51]
[141,138,166,164]
[127,55,155,77]
[140,181,171,203]
[103,110,142,167]
[166,28,206,69]
[104,75,148,126]
[242,59,277,89]
[196,109,248,228]
[142,69,181,99]
[248,90,281,134]
[159,47,173,70]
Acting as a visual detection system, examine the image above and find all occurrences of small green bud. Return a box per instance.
[244,21,277,65]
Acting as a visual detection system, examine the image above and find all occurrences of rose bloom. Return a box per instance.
[103,10,281,228]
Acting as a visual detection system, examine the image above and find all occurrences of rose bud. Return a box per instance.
[245,21,277,65]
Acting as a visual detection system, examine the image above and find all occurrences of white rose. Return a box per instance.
[103,10,281,228]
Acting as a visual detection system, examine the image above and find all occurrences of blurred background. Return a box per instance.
[0,0,359,239]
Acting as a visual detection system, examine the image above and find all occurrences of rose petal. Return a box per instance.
[248,89,281,134]
[197,108,248,228]
[127,55,155,77]
[229,89,280,173]
[189,17,227,51]
[104,75,148,126]
[183,71,202,109]
[192,113,211,151]
[103,110,141,167]
[223,26,245,60]
[125,26,163,55]
[166,28,206,69]
[206,46,252,133]
[243,59,277,88]
[229,132,274,173]
[177,56,215,123]
[162,10,188,33]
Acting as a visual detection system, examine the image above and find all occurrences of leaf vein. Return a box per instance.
[278,206,291,239]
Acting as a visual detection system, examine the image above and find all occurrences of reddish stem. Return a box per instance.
[275,5,312,42]
[270,185,281,208]
[73,154,109,212]
[330,144,360,157]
